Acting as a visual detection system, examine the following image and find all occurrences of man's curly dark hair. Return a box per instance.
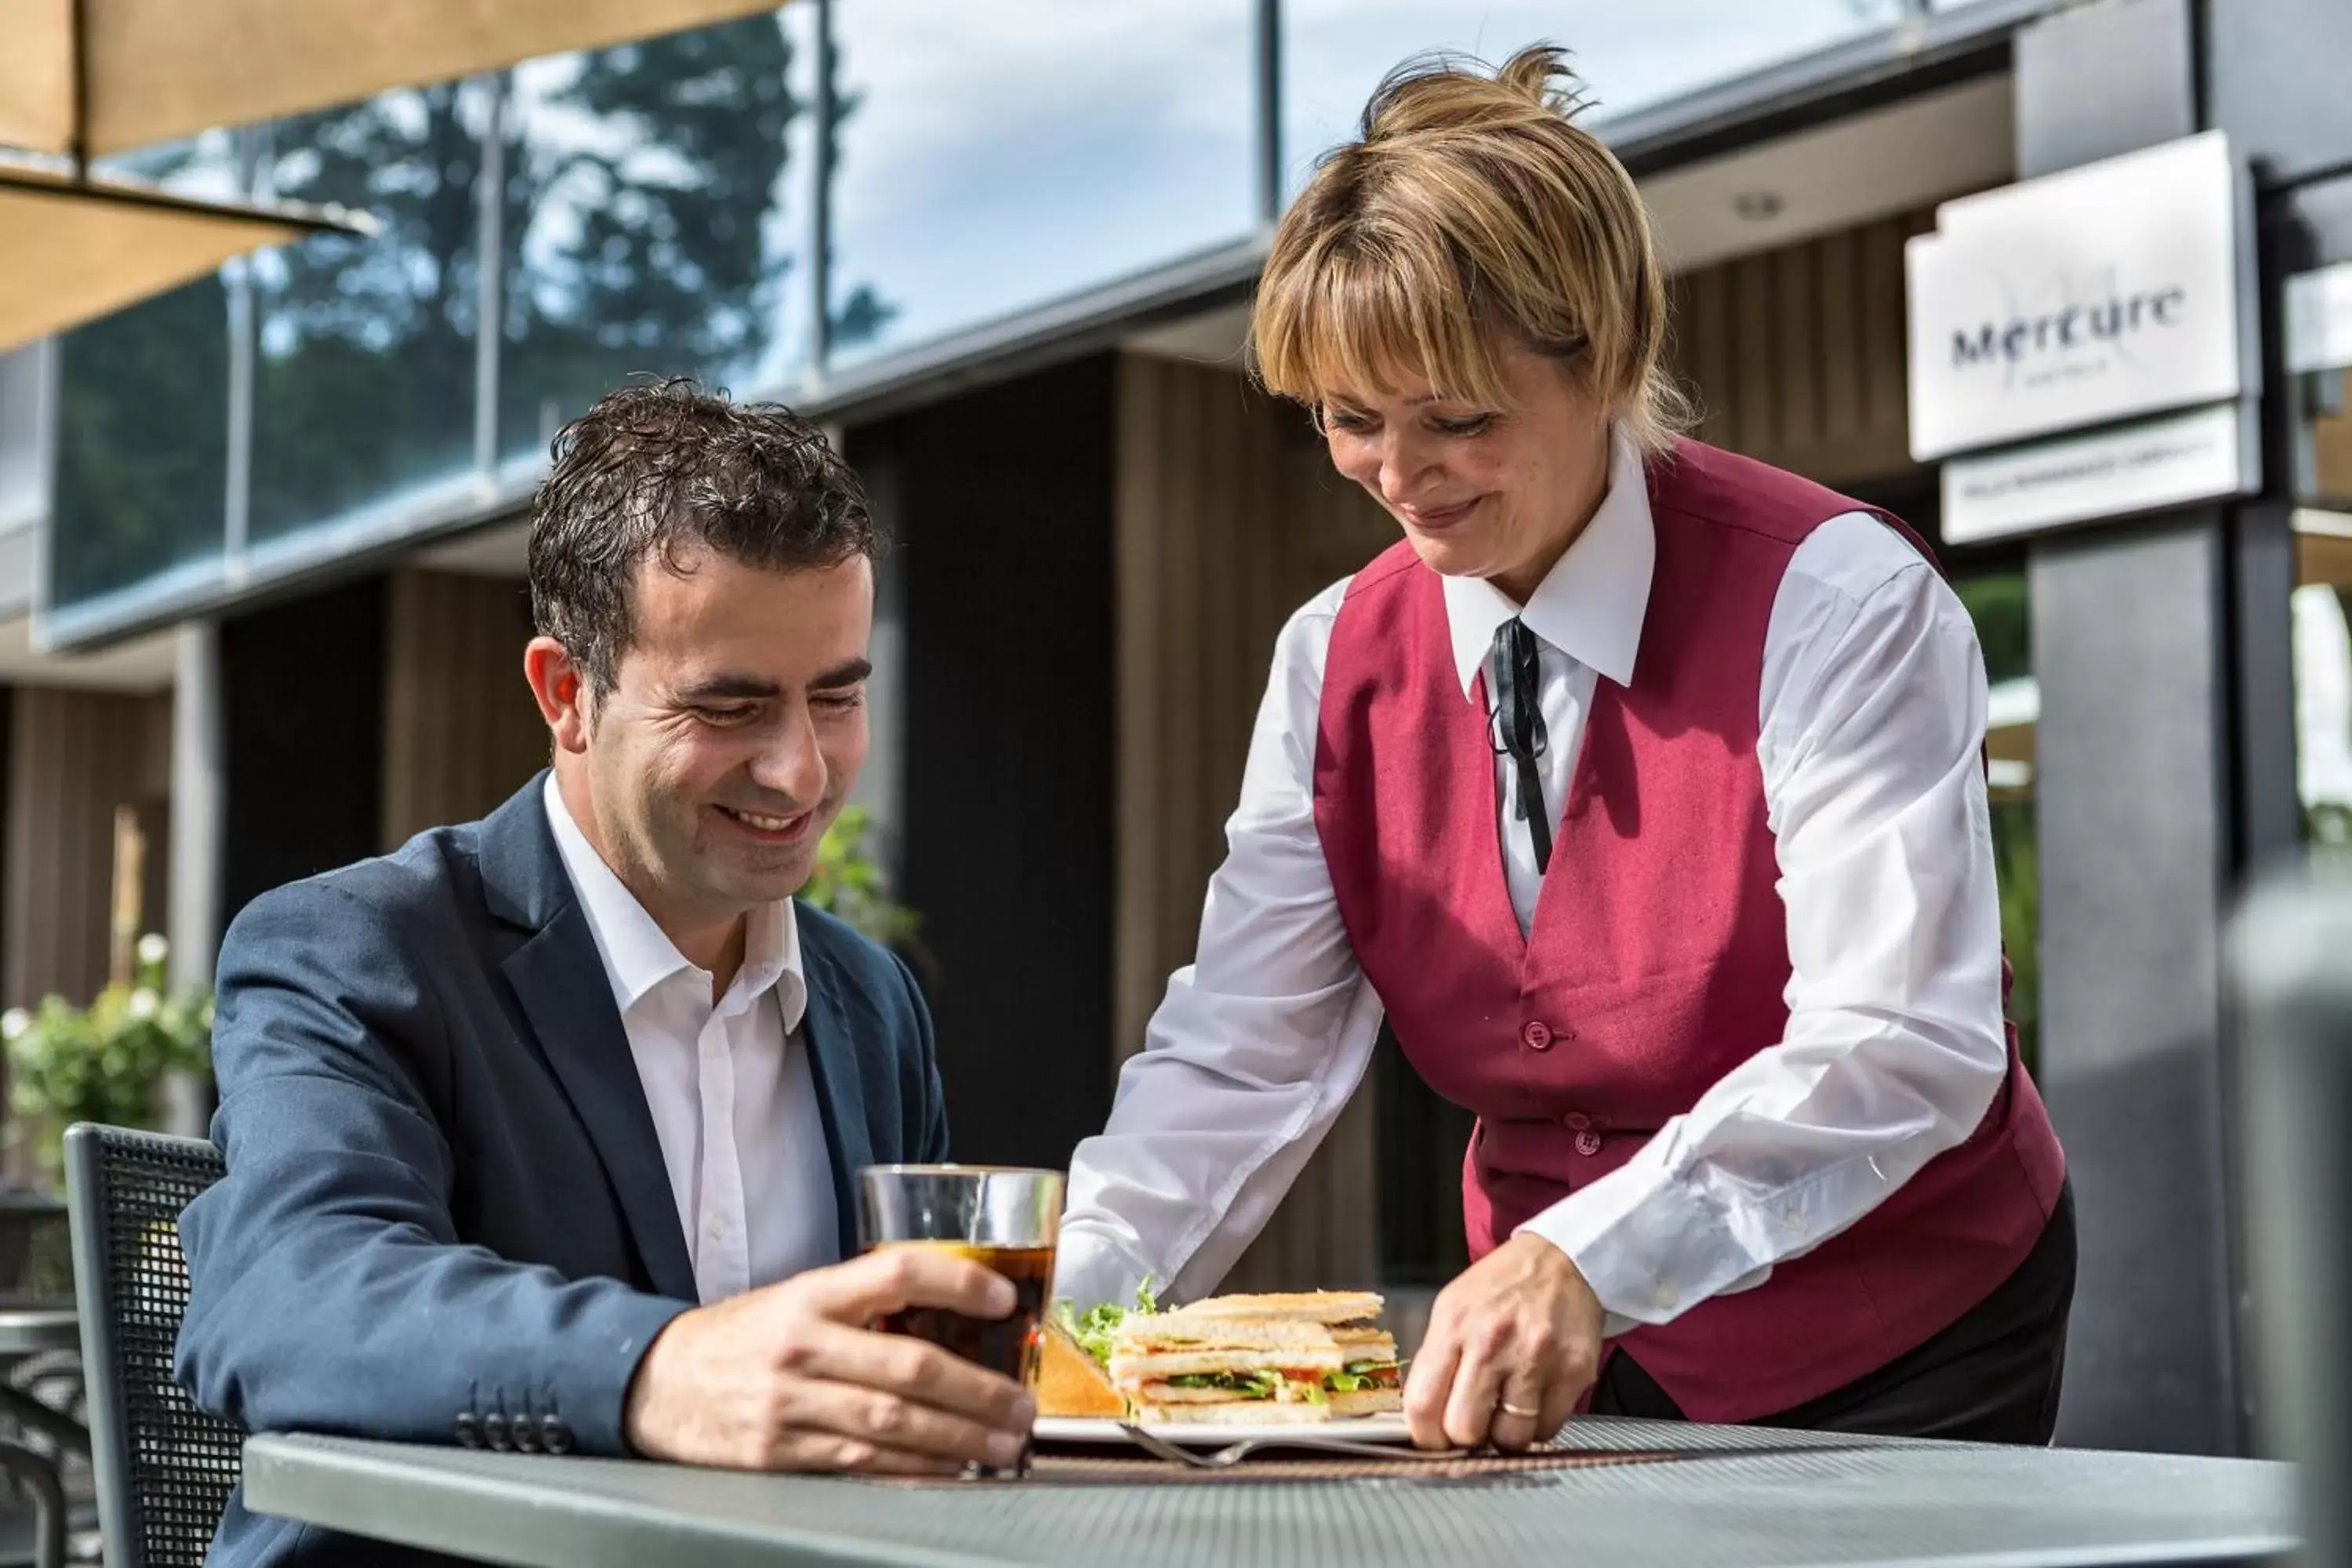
[527,378,881,699]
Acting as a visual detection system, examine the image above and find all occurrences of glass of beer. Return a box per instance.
[856,1163,1063,1470]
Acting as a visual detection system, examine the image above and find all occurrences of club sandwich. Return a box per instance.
[1105,1290,1403,1424]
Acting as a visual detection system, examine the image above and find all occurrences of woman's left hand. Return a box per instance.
[1403,1232,1606,1450]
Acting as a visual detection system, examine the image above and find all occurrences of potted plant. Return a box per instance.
[800,804,924,954]
[3,933,213,1180]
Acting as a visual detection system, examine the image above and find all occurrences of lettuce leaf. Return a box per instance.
[1163,1370,1283,1399]
[1051,1276,1160,1369]
[1327,1360,1401,1393]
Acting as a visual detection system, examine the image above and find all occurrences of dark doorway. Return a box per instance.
[846,356,1118,1171]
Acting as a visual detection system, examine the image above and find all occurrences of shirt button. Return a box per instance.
[1653,1283,1679,1311]
[1521,1021,1553,1051]
[710,1219,725,1240]
[1562,1112,1592,1131]
[1573,1130,1602,1157]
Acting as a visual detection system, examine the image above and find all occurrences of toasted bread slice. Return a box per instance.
[1033,1320,1128,1418]
[1327,1385,1404,1419]
[1171,1290,1385,1326]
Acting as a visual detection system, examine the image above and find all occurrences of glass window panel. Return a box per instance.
[1282,2,1908,191]
[50,135,242,609]
[245,82,488,547]
[825,0,1257,367]
[499,6,818,470]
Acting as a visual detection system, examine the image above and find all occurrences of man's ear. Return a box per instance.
[524,637,593,755]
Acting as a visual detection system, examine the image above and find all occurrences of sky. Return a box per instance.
[819,0,1922,365]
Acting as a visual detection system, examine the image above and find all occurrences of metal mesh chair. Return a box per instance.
[61,1125,237,1568]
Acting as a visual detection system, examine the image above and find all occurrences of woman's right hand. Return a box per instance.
[1403,1232,1606,1451]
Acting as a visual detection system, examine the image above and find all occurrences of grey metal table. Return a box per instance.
[242,1418,2299,1568]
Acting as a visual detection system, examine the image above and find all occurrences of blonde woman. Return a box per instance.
[1056,46,2072,1449]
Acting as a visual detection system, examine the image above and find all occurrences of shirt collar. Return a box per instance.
[1439,427,1654,699]
[542,775,807,1030]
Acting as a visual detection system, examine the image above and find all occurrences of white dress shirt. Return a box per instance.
[1057,434,2008,1332]
[544,778,840,1304]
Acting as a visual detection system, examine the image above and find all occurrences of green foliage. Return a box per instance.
[1955,573,2032,686]
[1956,571,2040,1073]
[4,935,212,1176]
[799,806,919,949]
[1988,799,2040,1074]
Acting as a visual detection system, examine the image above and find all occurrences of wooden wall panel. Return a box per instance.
[1668,207,1941,486]
[4,686,172,1010]
[379,569,548,850]
[1113,354,1396,1293]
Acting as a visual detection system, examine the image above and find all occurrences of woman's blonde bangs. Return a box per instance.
[1253,233,1513,414]
[1246,44,1690,452]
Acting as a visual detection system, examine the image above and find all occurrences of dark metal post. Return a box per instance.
[811,0,837,371]
[2229,873,2352,1567]
[2013,0,2248,1453]
[1254,0,1283,227]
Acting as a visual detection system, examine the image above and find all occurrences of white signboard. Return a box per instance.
[1907,131,2250,462]
[2285,261,2352,376]
[1941,401,2254,546]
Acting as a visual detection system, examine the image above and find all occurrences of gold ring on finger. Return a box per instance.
[1497,1400,1541,1420]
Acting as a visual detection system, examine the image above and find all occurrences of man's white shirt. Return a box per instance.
[544,778,838,1303]
[1055,434,2009,1330]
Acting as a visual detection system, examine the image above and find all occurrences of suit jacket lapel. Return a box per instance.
[797,937,872,1263]
[482,778,699,1304]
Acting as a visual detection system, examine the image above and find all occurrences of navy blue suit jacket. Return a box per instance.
[176,775,948,1566]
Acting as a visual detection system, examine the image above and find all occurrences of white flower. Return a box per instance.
[0,1010,25,1041]
[136,933,169,967]
[128,990,160,1021]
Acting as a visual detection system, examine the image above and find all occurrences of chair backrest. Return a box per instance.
[62,1123,238,1568]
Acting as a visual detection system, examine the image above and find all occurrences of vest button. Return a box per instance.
[1562,1111,1592,1131]
[1521,1021,1553,1051]
[1573,1130,1602,1157]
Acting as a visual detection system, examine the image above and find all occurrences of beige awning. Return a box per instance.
[0,164,367,352]
[0,0,789,159]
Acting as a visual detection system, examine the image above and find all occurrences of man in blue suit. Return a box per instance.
[176,380,1033,1566]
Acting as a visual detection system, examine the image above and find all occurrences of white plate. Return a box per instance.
[1034,1413,1413,1447]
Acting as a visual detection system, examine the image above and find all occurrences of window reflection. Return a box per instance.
[825,0,1257,366]
[1282,1,1907,191]
[245,82,487,546]
[499,6,818,470]
[52,136,242,608]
